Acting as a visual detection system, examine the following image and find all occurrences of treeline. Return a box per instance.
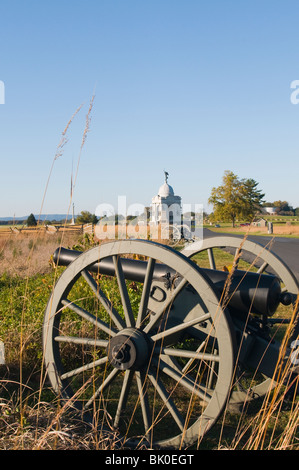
[261,201,299,216]
[3,173,298,229]
[209,171,299,226]
[0,214,73,226]
[0,220,27,225]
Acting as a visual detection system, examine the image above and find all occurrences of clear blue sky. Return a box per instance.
[1,0,299,218]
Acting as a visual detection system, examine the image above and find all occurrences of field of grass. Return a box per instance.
[0,231,298,450]
[206,215,299,238]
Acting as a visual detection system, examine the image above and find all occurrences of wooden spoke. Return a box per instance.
[136,257,155,328]
[114,370,134,428]
[61,356,108,381]
[84,368,120,409]
[113,255,135,327]
[81,269,126,330]
[61,298,117,337]
[147,370,185,432]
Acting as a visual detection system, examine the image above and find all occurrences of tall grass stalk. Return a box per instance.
[3,95,95,447]
[34,95,95,444]
[38,103,84,225]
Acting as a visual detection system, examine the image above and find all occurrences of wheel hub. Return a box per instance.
[107,328,152,371]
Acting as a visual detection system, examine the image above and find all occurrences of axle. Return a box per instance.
[53,247,289,318]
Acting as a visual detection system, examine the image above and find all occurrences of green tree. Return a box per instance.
[209,171,242,227]
[208,171,265,227]
[26,213,37,227]
[76,211,98,224]
[273,200,294,214]
[240,178,265,220]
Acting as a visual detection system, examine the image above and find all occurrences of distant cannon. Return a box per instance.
[43,237,299,449]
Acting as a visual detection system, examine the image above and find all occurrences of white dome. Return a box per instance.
[158,182,174,197]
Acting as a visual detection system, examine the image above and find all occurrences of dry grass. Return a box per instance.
[211,224,299,236]
[0,232,80,278]
[0,232,114,450]
[0,386,118,450]
[0,97,109,450]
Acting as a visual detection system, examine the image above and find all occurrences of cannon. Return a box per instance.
[43,237,299,449]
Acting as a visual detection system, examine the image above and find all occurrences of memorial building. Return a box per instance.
[150,172,182,226]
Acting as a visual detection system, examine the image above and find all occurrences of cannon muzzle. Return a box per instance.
[53,247,284,318]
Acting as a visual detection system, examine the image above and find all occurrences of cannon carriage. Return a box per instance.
[43,236,299,448]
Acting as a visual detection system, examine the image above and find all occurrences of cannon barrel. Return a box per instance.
[53,247,285,317]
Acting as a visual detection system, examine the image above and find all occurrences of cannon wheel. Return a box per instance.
[160,224,193,245]
[43,239,235,449]
[182,235,299,406]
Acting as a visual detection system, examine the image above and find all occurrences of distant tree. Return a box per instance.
[262,202,274,207]
[208,171,265,227]
[26,213,37,227]
[272,200,294,215]
[76,211,98,224]
[240,178,265,219]
[209,171,243,227]
[295,207,299,217]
